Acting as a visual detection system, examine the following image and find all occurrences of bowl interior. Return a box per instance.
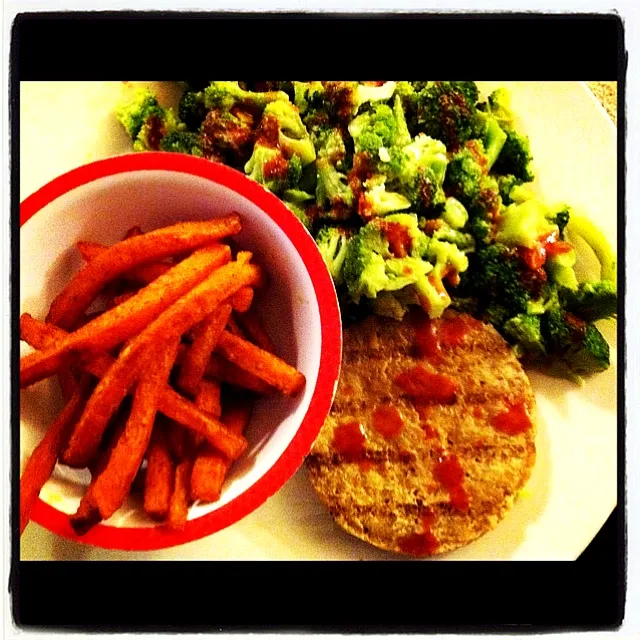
[20,167,323,529]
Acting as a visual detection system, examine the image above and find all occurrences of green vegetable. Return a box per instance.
[116,86,179,151]
[492,129,535,182]
[503,313,546,358]
[316,226,350,283]
[495,199,558,249]
[263,101,316,166]
[204,81,289,111]
[441,197,469,230]
[413,81,479,149]
[559,280,617,321]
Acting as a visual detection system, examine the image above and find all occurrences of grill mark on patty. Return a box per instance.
[307,441,532,470]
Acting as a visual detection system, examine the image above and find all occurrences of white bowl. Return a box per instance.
[19,152,342,550]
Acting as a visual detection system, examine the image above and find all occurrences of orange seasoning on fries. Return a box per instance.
[18,214,306,538]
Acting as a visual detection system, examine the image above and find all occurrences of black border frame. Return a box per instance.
[9,11,627,632]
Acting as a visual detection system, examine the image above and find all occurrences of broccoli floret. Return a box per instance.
[392,94,412,148]
[342,224,394,302]
[204,81,289,111]
[497,175,523,205]
[178,90,207,131]
[385,134,449,214]
[476,113,507,170]
[159,130,203,156]
[262,101,316,166]
[116,87,179,151]
[358,176,411,218]
[492,129,535,182]
[431,222,476,252]
[562,323,610,375]
[292,81,325,115]
[319,81,396,123]
[316,226,351,283]
[314,127,347,168]
[244,145,301,194]
[547,206,571,238]
[503,313,546,359]
[486,88,515,130]
[414,81,480,149]
[316,158,355,211]
[348,103,398,156]
[341,215,454,318]
[559,280,617,321]
[116,87,162,140]
[201,107,257,166]
[445,140,501,240]
[461,243,531,323]
[466,216,492,244]
[160,131,202,156]
[441,197,469,229]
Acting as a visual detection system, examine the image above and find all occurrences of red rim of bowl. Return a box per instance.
[20,152,343,551]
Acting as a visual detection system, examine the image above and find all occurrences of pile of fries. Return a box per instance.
[19,215,306,536]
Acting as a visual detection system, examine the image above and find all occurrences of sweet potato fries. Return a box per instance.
[19,215,306,536]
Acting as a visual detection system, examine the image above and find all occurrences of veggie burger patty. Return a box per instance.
[306,310,536,557]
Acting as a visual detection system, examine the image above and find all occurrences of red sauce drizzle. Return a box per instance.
[255,114,280,147]
[332,421,366,462]
[422,423,438,440]
[377,220,414,258]
[342,384,355,398]
[145,114,166,150]
[263,154,289,180]
[395,366,458,404]
[398,509,440,556]
[433,450,469,512]
[491,401,532,435]
[520,231,573,271]
[439,314,481,348]
[372,405,405,440]
[413,316,442,362]
[412,312,480,363]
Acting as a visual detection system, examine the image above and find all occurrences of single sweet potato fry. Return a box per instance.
[167,458,193,531]
[70,339,179,535]
[235,307,277,354]
[205,354,274,394]
[61,338,149,468]
[76,240,104,262]
[190,393,253,503]
[19,377,92,535]
[48,216,241,329]
[143,423,175,521]
[216,331,305,396]
[20,315,248,460]
[78,241,172,286]
[230,286,254,313]
[190,454,228,503]
[176,303,232,397]
[195,379,222,419]
[20,244,231,389]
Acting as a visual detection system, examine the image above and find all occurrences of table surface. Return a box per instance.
[19,82,618,561]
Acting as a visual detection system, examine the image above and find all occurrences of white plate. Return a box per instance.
[19,81,618,560]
